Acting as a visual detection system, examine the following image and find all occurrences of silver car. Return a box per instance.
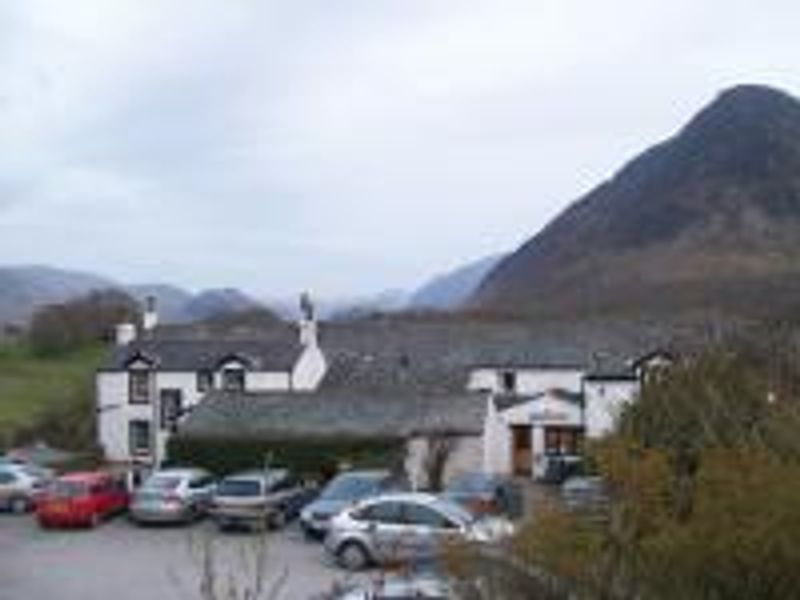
[130,468,216,524]
[0,464,52,513]
[325,492,515,571]
[210,469,310,531]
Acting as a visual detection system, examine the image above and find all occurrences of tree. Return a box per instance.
[28,289,139,356]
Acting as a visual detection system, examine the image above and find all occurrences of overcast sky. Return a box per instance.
[1,1,798,299]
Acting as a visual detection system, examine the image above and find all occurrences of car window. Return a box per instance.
[320,475,382,501]
[50,480,87,498]
[218,478,262,497]
[189,475,214,489]
[0,471,17,484]
[355,501,405,524]
[144,476,182,491]
[402,503,457,529]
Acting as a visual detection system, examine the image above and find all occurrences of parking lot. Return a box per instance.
[0,514,367,600]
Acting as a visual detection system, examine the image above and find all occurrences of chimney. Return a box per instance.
[142,295,158,332]
[116,323,136,346]
[298,291,318,348]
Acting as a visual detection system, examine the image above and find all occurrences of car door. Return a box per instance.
[399,502,462,563]
[360,500,408,564]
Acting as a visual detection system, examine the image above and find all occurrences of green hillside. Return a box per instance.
[0,342,107,449]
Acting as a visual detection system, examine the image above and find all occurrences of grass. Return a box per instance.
[0,341,107,448]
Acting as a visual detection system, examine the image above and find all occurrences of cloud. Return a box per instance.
[0,0,799,297]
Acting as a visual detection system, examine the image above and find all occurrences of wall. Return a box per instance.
[583,379,639,438]
[292,345,327,391]
[467,367,584,395]
[405,434,483,490]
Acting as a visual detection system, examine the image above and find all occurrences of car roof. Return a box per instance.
[150,468,208,478]
[224,468,288,481]
[58,471,111,483]
[359,491,440,505]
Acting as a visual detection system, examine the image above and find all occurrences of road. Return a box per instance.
[0,513,367,600]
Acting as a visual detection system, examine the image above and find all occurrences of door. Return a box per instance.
[511,425,532,476]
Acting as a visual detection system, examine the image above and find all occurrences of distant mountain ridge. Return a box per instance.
[408,253,506,310]
[470,84,800,319]
[0,266,271,325]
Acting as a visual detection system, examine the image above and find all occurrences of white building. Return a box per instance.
[96,302,663,482]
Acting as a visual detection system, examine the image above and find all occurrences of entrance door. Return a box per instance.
[510,425,532,476]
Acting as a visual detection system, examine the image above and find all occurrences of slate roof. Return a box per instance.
[180,390,487,439]
[101,326,301,372]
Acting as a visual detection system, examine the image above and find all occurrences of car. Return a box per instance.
[324,492,515,571]
[210,469,314,531]
[36,471,129,528]
[442,472,521,518]
[300,469,406,539]
[0,463,52,513]
[129,467,216,524]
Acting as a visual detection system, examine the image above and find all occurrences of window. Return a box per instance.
[222,368,246,392]
[197,370,214,393]
[189,475,214,490]
[501,370,517,393]
[354,501,404,524]
[544,427,584,456]
[0,471,17,485]
[402,503,456,529]
[159,389,183,431]
[128,370,151,404]
[128,419,151,456]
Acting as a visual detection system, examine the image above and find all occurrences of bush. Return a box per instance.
[167,435,405,480]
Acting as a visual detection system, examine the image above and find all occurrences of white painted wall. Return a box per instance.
[405,435,483,490]
[292,345,327,391]
[246,371,291,391]
[467,367,584,395]
[483,398,512,475]
[583,379,639,438]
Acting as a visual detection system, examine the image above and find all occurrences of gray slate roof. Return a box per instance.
[101,326,301,372]
[181,390,487,439]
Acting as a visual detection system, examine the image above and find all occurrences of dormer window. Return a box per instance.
[128,369,152,404]
[501,370,517,394]
[222,367,246,392]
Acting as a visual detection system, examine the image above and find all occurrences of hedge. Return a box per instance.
[166,435,405,481]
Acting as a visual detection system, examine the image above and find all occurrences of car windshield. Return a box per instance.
[319,474,382,501]
[142,475,182,491]
[447,473,493,494]
[49,480,88,498]
[218,478,261,497]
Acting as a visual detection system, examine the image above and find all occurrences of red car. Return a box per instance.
[37,471,129,529]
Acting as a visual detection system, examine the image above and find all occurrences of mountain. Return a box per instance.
[0,265,117,324]
[409,253,506,310]
[470,84,800,319]
[125,284,194,322]
[180,288,265,322]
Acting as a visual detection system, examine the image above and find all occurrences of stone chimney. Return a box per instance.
[298,291,318,348]
[115,323,136,346]
[142,295,158,332]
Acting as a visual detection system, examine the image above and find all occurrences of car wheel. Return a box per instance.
[337,541,371,571]
[9,496,29,514]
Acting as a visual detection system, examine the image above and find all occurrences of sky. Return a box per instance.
[1,1,799,299]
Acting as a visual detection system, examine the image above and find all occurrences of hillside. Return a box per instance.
[470,85,800,319]
[409,253,506,310]
[0,266,116,325]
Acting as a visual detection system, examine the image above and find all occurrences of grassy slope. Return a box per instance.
[0,343,107,448]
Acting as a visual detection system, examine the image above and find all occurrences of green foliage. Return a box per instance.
[167,435,405,479]
[0,342,106,450]
[502,342,800,600]
[28,289,139,357]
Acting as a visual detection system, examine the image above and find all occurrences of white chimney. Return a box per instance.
[298,291,318,348]
[142,295,158,332]
[116,323,136,346]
